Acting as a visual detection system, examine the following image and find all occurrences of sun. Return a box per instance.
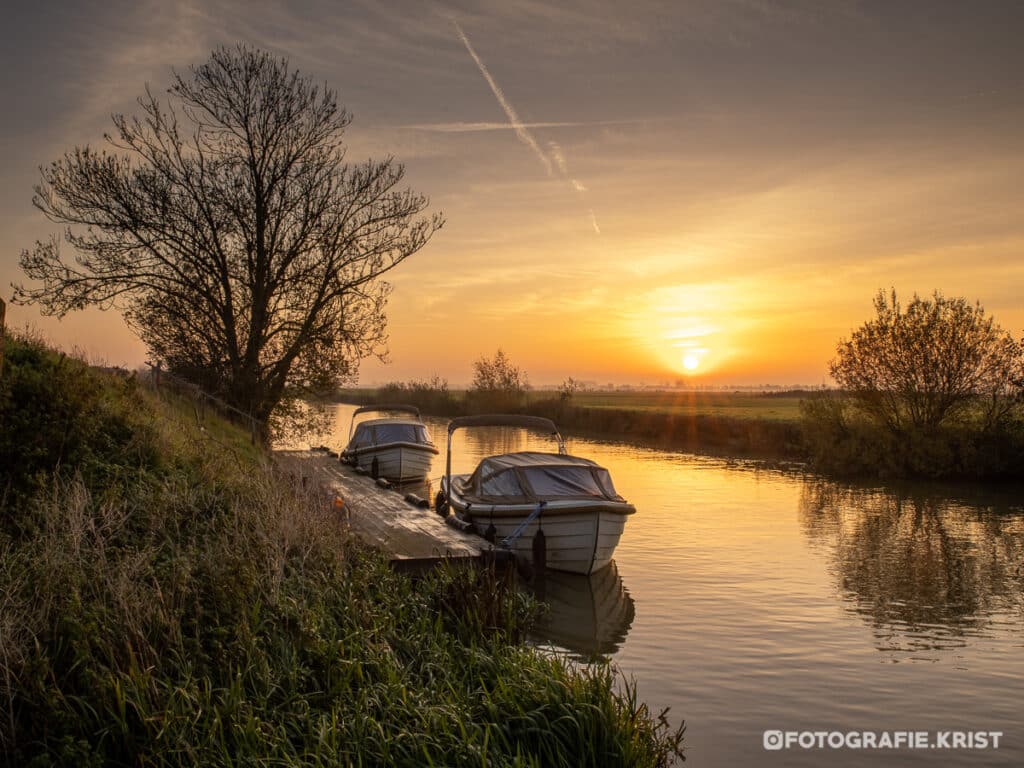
[682,353,700,371]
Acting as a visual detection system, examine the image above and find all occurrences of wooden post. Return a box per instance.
[0,297,6,380]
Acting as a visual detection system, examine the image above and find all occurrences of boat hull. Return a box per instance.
[346,444,437,482]
[443,483,633,575]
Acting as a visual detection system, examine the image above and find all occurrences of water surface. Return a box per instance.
[313,405,1024,766]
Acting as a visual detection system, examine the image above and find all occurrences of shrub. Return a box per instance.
[468,349,528,413]
[0,332,160,519]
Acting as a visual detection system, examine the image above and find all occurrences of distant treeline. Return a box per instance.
[337,379,1024,481]
[335,381,806,462]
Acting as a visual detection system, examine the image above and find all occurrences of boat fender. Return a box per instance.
[370,456,380,479]
[404,493,428,508]
[532,502,547,572]
[532,527,547,572]
[376,477,390,489]
[484,508,496,544]
[445,515,472,533]
[434,491,449,516]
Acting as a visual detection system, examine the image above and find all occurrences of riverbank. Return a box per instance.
[335,387,1024,481]
[0,333,684,766]
[334,387,808,463]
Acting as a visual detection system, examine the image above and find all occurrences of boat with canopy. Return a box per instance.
[436,415,635,575]
[340,404,438,482]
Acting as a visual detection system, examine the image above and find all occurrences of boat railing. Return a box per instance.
[347,404,422,441]
[444,415,567,505]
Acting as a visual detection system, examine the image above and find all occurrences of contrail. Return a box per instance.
[451,18,601,235]
[548,141,568,174]
[452,19,553,176]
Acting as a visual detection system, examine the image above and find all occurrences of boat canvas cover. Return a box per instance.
[350,419,432,449]
[458,452,622,504]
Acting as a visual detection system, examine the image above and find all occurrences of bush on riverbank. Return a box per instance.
[376,375,460,416]
[803,291,1024,480]
[800,390,1024,480]
[0,333,684,766]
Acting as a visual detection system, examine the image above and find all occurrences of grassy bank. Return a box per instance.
[336,386,807,461]
[0,333,684,766]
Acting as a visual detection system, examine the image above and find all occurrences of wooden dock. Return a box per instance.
[273,450,489,570]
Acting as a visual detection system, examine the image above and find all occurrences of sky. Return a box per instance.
[2,0,1023,387]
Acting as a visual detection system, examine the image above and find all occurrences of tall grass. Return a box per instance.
[0,333,684,766]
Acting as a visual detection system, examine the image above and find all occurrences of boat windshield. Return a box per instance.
[463,453,624,502]
[480,469,525,496]
[523,466,608,499]
[353,423,430,448]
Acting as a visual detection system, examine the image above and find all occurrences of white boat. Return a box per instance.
[437,415,635,575]
[340,405,438,482]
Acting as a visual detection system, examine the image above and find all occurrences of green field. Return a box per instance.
[530,390,806,422]
[338,387,807,423]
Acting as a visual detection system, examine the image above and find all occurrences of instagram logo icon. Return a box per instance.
[763,730,784,750]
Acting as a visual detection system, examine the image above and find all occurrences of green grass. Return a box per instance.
[535,390,805,422]
[338,387,805,422]
[0,332,684,766]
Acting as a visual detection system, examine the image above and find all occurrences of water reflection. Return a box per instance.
[528,560,636,661]
[799,480,1024,654]
[455,425,527,466]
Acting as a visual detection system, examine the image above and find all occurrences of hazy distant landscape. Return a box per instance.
[342,387,808,421]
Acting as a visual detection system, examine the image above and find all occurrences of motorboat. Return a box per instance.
[437,415,635,575]
[340,404,438,482]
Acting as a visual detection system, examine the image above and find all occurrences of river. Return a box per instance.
[315,404,1023,766]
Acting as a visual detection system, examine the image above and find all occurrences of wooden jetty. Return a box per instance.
[274,449,490,571]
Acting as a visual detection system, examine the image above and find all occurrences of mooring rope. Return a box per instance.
[501,501,547,548]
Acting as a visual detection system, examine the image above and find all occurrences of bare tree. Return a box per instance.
[14,45,442,439]
[830,290,1022,434]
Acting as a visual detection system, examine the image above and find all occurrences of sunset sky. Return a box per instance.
[3,1,1023,387]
